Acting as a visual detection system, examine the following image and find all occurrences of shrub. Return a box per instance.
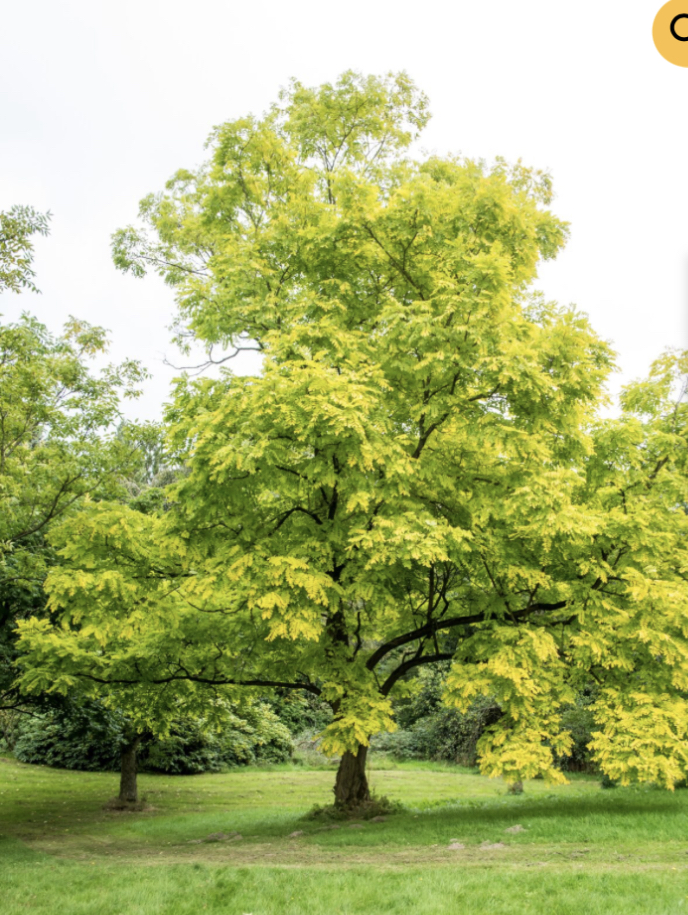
[138,719,225,775]
[374,697,501,765]
[13,701,124,770]
[552,686,598,773]
[372,668,502,764]
[0,709,23,753]
[13,700,293,773]
[371,727,422,761]
[243,703,294,763]
[215,704,294,767]
[266,691,332,736]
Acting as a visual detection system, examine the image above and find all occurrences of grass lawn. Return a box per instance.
[2,754,688,914]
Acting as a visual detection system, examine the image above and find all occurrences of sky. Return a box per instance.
[1,0,685,421]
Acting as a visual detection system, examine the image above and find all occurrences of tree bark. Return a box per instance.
[118,736,142,804]
[334,745,370,808]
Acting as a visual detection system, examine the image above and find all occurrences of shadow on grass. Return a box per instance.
[0,835,53,865]
[415,791,686,826]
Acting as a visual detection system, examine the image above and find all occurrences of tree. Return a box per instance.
[0,207,149,716]
[18,72,688,807]
[0,314,151,707]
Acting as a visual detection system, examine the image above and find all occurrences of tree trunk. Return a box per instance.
[118,736,142,804]
[334,745,370,808]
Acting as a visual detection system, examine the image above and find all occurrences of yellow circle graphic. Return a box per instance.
[654,1,688,67]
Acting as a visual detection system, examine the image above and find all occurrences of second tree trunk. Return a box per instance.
[118,736,142,804]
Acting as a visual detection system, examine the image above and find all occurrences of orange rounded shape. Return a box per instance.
[654,1,688,67]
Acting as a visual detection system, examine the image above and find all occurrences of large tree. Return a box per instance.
[18,73,688,807]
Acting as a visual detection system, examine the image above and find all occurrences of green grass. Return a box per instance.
[2,754,688,913]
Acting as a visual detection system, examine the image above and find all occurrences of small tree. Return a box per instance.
[0,209,148,715]
[18,74,688,807]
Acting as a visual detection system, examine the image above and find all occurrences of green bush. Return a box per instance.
[375,667,501,765]
[138,719,224,775]
[374,697,501,765]
[13,701,124,771]
[13,700,293,774]
[0,709,23,753]
[394,665,448,730]
[266,691,332,736]
[244,704,294,763]
[372,728,421,761]
[215,704,294,767]
[141,704,293,773]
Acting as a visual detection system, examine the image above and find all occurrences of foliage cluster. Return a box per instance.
[556,692,597,772]
[265,690,333,736]
[0,205,50,294]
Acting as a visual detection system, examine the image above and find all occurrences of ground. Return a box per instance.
[2,755,688,913]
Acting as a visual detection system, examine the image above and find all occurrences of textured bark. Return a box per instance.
[118,736,142,803]
[334,745,370,808]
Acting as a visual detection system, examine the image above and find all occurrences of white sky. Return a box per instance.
[1,0,685,421]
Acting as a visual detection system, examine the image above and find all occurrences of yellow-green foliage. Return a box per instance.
[17,74,688,786]
[0,307,148,711]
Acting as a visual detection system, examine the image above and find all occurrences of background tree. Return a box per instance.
[18,73,688,808]
[0,209,149,717]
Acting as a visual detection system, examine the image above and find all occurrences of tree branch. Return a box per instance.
[366,600,568,671]
[76,671,322,695]
[381,652,454,696]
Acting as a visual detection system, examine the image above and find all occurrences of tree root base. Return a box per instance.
[103,797,151,812]
[305,795,402,821]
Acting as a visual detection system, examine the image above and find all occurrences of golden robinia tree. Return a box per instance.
[17,72,688,808]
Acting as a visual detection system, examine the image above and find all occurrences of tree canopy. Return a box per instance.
[17,72,688,804]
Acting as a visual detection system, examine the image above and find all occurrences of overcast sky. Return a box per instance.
[1,0,685,421]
